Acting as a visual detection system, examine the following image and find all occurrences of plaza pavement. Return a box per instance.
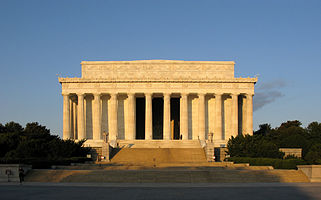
[0,182,321,200]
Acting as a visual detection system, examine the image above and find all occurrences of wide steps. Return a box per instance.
[25,168,309,183]
[111,148,207,164]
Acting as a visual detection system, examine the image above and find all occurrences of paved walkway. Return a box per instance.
[1,182,321,200]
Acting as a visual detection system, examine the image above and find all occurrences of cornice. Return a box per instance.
[80,60,235,65]
[58,77,258,84]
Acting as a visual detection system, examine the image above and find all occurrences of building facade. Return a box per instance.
[59,60,257,148]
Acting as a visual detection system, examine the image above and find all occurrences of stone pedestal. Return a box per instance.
[101,142,110,162]
[205,142,215,162]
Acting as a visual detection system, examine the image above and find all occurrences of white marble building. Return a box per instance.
[58,60,257,148]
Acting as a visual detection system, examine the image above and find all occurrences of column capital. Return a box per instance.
[230,93,239,97]
[180,93,189,97]
[145,93,153,97]
[245,93,254,97]
[110,93,118,97]
[76,93,85,97]
[163,93,171,97]
[93,93,101,97]
[62,92,70,96]
[127,93,135,97]
[198,93,206,97]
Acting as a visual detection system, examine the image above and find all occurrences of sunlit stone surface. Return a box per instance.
[58,60,257,148]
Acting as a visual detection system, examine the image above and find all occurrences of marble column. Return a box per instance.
[73,100,77,139]
[93,93,101,140]
[63,94,71,140]
[110,93,118,141]
[242,95,247,135]
[163,93,171,140]
[69,98,74,139]
[77,93,85,140]
[246,94,253,135]
[127,93,136,140]
[198,93,205,141]
[145,93,153,140]
[180,93,188,140]
[215,93,222,140]
[231,94,238,137]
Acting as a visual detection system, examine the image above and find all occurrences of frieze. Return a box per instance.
[81,60,235,80]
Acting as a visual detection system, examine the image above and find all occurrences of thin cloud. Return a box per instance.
[257,80,287,90]
[254,79,286,111]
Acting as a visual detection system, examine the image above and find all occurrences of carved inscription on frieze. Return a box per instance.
[82,61,234,80]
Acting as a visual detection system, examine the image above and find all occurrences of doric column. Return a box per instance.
[231,93,239,138]
[110,93,118,141]
[77,93,85,140]
[242,95,247,135]
[163,93,171,140]
[93,93,101,140]
[145,93,153,140]
[63,94,71,139]
[69,98,74,139]
[198,93,205,141]
[127,93,136,140]
[246,94,253,135]
[180,93,188,140]
[73,100,77,139]
[215,93,222,140]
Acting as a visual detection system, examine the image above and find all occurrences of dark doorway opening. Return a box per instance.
[171,98,180,140]
[152,98,163,139]
[136,97,145,139]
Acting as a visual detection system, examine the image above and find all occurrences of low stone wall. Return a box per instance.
[279,148,302,158]
[297,165,321,182]
[0,164,32,182]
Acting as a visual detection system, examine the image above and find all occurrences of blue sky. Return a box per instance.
[0,0,320,137]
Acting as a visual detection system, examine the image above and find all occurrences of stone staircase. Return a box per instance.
[112,140,207,165]
[23,139,311,183]
[111,148,207,164]
[25,168,310,183]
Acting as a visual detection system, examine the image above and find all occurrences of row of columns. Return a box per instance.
[63,93,253,141]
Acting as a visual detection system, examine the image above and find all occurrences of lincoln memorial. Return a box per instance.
[58,60,257,149]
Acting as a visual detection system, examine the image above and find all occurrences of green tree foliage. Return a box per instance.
[0,123,6,133]
[4,121,23,133]
[304,144,321,164]
[24,122,50,135]
[254,123,272,136]
[228,135,283,158]
[279,120,302,129]
[228,120,321,164]
[0,121,90,165]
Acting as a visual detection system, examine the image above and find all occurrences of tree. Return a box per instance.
[4,122,23,133]
[279,120,302,129]
[24,122,50,135]
[306,122,321,137]
[254,123,272,136]
[0,121,90,165]
[305,144,321,164]
[227,135,283,159]
[0,123,6,133]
